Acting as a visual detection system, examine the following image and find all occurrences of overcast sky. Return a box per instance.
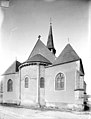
[0,0,91,95]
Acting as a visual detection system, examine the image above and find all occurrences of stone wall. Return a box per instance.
[45,61,76,105]
[3,73,20,104]
[20,65,37,105]
[20,64,45,106]
[75,61,84,105]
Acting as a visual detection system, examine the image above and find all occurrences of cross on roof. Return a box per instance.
[38,35,41,40]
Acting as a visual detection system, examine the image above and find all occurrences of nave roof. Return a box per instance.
[3,60,21,75]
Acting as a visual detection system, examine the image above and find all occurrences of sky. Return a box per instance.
[0,0,91,95]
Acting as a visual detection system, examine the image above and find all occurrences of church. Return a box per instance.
[0,23,87,109]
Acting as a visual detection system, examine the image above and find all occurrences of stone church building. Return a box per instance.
[0,23,86,108]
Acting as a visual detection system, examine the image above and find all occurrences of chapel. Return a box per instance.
[0,23,87,109]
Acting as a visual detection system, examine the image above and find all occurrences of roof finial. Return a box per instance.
[38,35,41,40]
[50,17,52,26]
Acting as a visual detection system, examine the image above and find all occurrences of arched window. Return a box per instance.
[25,77,29,88]
[40,77,44,88]
[55,73,65,90]
[7,79,13,92]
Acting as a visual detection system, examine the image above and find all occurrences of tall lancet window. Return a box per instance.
[7,79,13,92]
[25,77,29,88]
[55,73,65,90]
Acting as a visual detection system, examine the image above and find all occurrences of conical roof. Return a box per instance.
[3,60,21,75]
[47,24,54,49]
[53,44,80,65]
[26,54,51,64]
[47,24,56,55]
[28,39,56,63]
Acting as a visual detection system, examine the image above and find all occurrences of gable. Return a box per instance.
[28,39,56,63]
[53,44,80,65]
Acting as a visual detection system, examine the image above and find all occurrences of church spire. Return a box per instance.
[47,19,56,55]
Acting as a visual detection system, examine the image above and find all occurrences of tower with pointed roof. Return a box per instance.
[47,21,56,55]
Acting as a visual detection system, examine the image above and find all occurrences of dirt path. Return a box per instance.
[0,105,90,119]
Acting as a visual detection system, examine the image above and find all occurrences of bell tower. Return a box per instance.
[47,20,56,55]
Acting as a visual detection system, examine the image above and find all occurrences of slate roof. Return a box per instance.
[3,60,21,75]
[28,39,56,63]
[53,44,80,65]
[47,24,54,49]
[26,54,52,64]
[79,59,84,76]
[47,24,56,55]
[53,43,84,75]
